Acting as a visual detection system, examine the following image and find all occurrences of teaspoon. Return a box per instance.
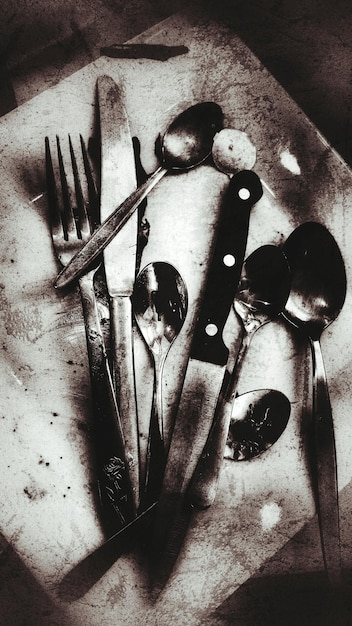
[56,102,223,288]
[225,388,291,462]
[282,221,346,586]
[132,262,188,506]
[189,244,291,508]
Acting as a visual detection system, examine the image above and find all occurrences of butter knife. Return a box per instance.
[149,170,263,591]
[97,74,140,513]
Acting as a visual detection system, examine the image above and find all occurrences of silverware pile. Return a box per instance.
[45,74,347,597]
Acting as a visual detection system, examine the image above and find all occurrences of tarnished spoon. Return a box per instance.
[189,244,291,508]
[56,102,223,288]
[282,221,346,586]
[224,388,291,461]
[132,262,188,507]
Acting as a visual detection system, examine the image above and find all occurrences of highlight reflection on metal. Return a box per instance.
[225,389,291,461]
[133,262,188,356]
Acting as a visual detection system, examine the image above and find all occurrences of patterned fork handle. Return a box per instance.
[46,134,136,535]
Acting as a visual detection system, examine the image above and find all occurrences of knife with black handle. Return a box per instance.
[149,170,263,592]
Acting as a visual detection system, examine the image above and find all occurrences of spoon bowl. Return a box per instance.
[282,220,346,585]
[133,262,188,506]
[234,244,291,337]
[283,221,346,339]
[162,102,224,170]
[225,388,291,461]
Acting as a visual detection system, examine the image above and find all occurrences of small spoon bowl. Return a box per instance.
[225,388,291,461]
[133,262,188,506]
[234,244,291,338]
[162,102,224,170]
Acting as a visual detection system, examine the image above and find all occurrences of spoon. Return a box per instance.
[225,388,291,461]
[189,244,291,508]
[282,221,346,585]
[132,262,188,506]
[56,102,223,288]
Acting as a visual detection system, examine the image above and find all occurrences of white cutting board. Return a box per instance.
[0,11,351,625]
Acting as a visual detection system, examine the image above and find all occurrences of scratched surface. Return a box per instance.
[0,12,352,625]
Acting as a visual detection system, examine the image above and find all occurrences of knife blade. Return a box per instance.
[97,74,140,513]
[149,170,263,592]
[100,43,189,62]
[57,502,157,601]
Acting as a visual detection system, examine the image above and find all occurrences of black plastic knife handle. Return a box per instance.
[191,170,263,366]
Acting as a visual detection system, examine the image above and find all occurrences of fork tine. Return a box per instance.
[80,134,100,230]
[57,135,77,241]
[69,135,91,240]
[45,136,63,240]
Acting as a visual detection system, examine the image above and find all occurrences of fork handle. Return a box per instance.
[78,272,137,534]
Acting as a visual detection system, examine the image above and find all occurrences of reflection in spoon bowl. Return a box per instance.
[133,262,188,506]
[282,220,346,585]
[225,389,291,461]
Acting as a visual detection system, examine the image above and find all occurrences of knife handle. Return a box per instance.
[189,332,249,508]
[191,170,263,366]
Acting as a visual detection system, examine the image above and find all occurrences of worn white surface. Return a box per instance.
[0,12,352,625]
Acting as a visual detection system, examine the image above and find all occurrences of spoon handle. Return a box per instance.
[140,360,167,510]
[56,166,167,288]
[140,406,166,510]
[310,338,342,586]
[189,332,250,508]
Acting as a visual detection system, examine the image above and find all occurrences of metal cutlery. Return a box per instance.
[148,170,263,592]
[224,388,291,461]
[55,101,223,288]
[282,221,347,586]
[97,74,140,512]
[45,134,136,533]
[132,262,188,509]
[189,244,291,508]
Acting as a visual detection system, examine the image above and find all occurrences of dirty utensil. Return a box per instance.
[189,244,291,508]
[283,221,346,586]
[56,101,223,288]
[46,134,136,531]
[224,388,291,461]
[132,262,188,507]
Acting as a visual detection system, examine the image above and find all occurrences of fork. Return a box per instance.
[45,134,136,534]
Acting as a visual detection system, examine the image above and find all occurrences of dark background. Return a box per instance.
[2,0,352,168]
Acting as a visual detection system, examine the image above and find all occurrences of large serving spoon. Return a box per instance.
[189,244,291,508]
[132,262,188,507]
[56,102,223,288]
[282,221,346,586]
